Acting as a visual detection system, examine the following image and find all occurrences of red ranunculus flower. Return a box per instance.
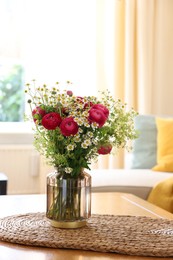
[62,107,69,115]
[98,144,112,155]
[88,108,107,127]
[76,96,84,104]
[84,101,93,109]
[32,106,46,122]
[67,90,73,96]
[91,104,109,118]
[60,117,79,136]
[42,112,62,130]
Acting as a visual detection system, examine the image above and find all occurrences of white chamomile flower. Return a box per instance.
[65,167,73,174]
[94,147,98,152]
[78,128,83,133]
[84,139,91,146]
[81,143,88,149]
[81,139,91,149]
[82,111,88,117]
[87,131,93,138]
[62,101,67,106]
[91,122,98,128]
[77,103,84,110]
[92,139,98,145]
[70,111,76,117]
[57,96,61,101]
[74,118,83,126]
[74,136,81,142]
[84,121,90,127]
[67,144,75,151]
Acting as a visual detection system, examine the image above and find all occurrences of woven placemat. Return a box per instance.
[0,213,173,257]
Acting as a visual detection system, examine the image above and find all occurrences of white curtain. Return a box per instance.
[95,0,173,169]
[125,0,173,115]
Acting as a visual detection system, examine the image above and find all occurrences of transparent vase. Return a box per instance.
[46,169,91,228]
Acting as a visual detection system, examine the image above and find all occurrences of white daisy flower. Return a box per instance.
[91,122,99,128]
[65,167,73,174]
[81,143,88,149]
[76,103,84,110]
[87,131,93,137]
[78,128,83,133]
[82,111,88,117]
[74,136,81,142]
[84,121,90,127]
[92,139,98,145]
[67,144,75,151]
[84,139,91,146]
[74,118,84,126]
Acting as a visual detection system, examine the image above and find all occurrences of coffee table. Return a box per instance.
[0,192,173,260]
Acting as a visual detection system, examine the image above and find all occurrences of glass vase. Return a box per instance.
[46,169,91,228]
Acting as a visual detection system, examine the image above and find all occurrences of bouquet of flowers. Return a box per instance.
[25,80,138,177]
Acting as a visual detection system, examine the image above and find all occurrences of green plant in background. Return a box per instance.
[0,64,24,122]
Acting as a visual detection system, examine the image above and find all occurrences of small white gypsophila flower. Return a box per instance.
[65,167,73,173]
[67,144,75,151]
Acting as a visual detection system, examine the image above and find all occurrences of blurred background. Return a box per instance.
[0,0,173,194]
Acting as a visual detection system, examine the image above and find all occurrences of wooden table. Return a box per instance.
[0,192,173,260]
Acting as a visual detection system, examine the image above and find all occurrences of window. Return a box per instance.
[0,62,24,121]
[0,0,96,122]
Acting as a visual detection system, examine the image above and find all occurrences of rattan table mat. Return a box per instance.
[0,213,173,257]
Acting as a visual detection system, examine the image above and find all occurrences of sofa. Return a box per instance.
[90,169,172,200]
[90,115,173,208]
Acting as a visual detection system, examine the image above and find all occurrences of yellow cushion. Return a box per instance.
[147,177,173,213]
[152,117,173,172]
